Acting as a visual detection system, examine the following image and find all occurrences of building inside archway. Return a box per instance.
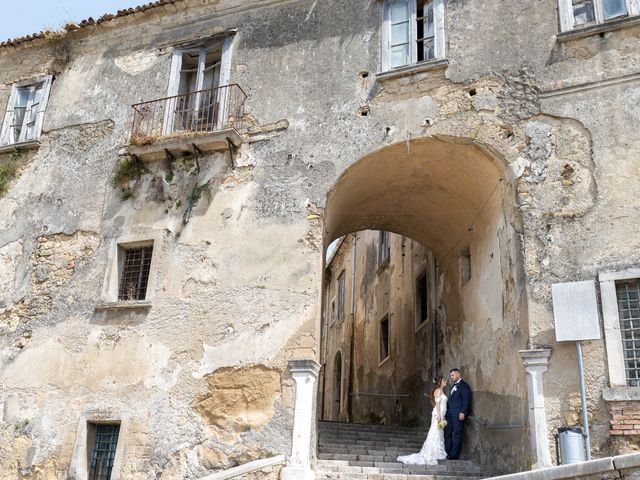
[321,230,439,427]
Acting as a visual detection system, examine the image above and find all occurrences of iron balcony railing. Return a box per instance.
[131,83,246,143]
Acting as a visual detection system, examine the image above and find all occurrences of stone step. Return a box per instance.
[316,421,485,479]
[318,447,418,455]
[319,421,428,433]
[317,460,481,473]
[320,440,425,448]
[316,472,482,480]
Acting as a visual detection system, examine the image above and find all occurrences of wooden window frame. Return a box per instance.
[0,75,52,147]
[558,0,640,32]
[381,0,446,72]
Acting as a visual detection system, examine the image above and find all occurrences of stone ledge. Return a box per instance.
[375,59,449,81]
[0,139,40,156]
[485,457,614,479]
[603,387,640,402]
[557,15,640,42]
[94,301,152,311]
[613,452,640,470]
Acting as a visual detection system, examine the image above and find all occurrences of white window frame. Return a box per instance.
[164,34,234,134]
[599,267,640,387]
[381,0,446,72]
[101,234,162,305]
[0,75,52,147]
[69,413,129,480]
[558,0,640,32]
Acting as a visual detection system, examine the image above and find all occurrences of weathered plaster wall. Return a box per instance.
[0,0,639,477]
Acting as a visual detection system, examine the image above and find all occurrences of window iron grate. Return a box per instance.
[118,245,153,301]
[89,424,120,480]
[616,280,640,386]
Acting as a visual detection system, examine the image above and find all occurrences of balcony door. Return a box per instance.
[164,34,233,135]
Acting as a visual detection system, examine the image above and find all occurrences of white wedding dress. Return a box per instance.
[397,393,448,465]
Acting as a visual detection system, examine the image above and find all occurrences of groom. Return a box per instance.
[444,368,471,460]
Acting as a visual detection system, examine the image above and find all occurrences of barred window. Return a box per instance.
[616,280,640,386]
[89,424,120,480]
[118,245,153,301]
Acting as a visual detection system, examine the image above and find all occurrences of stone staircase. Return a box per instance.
[316,421,486,479]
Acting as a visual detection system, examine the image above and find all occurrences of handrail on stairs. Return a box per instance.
[199,454,286,480]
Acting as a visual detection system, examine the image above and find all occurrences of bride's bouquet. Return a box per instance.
[437,419,448,429]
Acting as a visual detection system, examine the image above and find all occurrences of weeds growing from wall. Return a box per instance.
[113,154,149,200]
[0,161,19,197]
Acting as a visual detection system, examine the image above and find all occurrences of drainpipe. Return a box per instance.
[347,234,357,421]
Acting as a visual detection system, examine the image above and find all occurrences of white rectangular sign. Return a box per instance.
[552,280,601,342]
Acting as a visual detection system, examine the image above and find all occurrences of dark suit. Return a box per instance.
[444,379,471,460]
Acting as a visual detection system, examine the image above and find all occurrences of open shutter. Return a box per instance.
[163,50,183,134]
[217,34,235,128]
[381,1,391,71]
[0,85,18,146]
[557,0,575,31]
[433,0,446,59]
[31,75,52,141]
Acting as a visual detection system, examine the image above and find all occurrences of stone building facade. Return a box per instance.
[320,231,438,427]
[0,0,639,478]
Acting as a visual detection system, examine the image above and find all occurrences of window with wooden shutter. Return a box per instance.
[381,0,445,71]
[0,75,52,146]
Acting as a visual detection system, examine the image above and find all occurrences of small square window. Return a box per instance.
[88,423,120,480]
[380,315,390,362]
[118,244,153,301]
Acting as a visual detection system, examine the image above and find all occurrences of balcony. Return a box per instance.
[125,84,246,161]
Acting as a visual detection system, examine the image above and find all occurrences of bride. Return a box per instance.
[397,376,448,466]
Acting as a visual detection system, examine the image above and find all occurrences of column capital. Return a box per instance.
[520,348,552,368]
[288,359,321,378]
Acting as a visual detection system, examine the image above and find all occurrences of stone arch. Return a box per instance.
[318,135,530,469]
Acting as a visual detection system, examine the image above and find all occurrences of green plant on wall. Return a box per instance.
[113,154,148,200]
[0,161,19,197]
[182,182,212,225]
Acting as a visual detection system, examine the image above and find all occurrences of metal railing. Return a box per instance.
[131,83,246,143]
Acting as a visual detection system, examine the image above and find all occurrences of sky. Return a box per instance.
[0,0,150,41]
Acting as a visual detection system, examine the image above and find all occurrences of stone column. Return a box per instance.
[520,348,553,469]
[281,359,321,480]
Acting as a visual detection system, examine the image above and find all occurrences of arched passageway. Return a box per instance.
[318,136,530,470]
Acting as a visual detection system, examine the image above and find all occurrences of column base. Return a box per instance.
[280,465,315,480]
